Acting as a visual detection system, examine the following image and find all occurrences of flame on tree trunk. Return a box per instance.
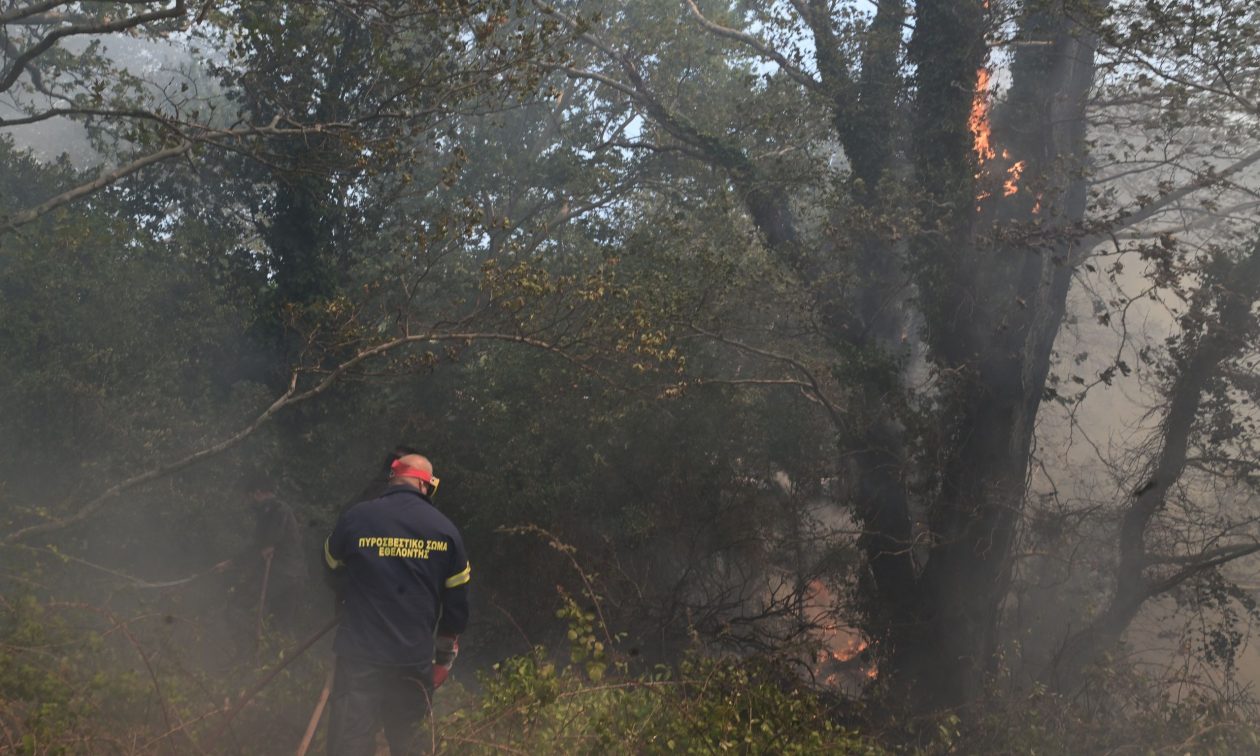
[637,0,1104,712]
[971,64,1030,208]
[874,0,1103,710]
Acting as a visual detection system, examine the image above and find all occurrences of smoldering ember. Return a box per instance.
[3,1,1260,753]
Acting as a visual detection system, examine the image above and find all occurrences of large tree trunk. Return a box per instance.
[889,0,1103,708]
[616,0,1106,710]
[711,0,1105,709]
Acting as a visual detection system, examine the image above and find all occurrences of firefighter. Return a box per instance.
[223,470,311,650]
[249,476,311,621]
[325,446,422,604]
[323,454,470,756]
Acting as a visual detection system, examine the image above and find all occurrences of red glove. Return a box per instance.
[433,634,459,690]
[432,665,450,689]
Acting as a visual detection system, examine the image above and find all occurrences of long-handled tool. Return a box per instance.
[296,668,335,756]
[208,615,339,751]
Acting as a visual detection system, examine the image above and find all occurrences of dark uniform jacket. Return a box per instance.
[324,485,471,666]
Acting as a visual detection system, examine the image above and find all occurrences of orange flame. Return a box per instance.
[821,637,868,664]
[1003,160,1025,196]
[971,69,1029,206]
[972,0,1007,211]
[969,67,995,166]
[805,579,877,688]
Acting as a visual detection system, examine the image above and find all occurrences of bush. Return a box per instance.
[436,595,883,755]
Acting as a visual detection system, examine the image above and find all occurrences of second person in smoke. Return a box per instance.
[323,453,470,755]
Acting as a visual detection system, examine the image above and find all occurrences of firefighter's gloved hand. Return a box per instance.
[432,665,450,689]
[435,634,459,666]
[433,634,459,689]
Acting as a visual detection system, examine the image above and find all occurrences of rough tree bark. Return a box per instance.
[897,0,1105,708]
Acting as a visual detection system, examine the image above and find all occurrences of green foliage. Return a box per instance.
[440,602,883,755]
[4,584,1260,755]
[554,593,613,682]
[0,591,329,755]
[0,595,157,754]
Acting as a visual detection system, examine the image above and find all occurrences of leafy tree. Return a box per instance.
[509,0,1260,710]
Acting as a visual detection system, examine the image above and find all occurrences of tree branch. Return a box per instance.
[0,0,187,94]
[2,114,385,234]
[0,105,167,128]
[1080,147,1260,253]
[1145,541,1260,568]
[796,0,856,105]
[684,324,845,429]
[1145,543,1260,599]
[683,0,821,92]
[2,140,193,233]
[1,331,574,545]
[0,0,69,25]
[1050,239,1260,691]
[536,0,806,263]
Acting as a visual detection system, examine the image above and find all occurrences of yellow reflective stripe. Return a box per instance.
[324,536,344,569]
[444,563,471,588]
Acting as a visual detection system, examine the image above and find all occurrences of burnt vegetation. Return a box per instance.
[4,0,1260,753]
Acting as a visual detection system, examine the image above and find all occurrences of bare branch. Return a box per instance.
[1146,541,1260,569]
[0,105,166,128]
[1145,543,1260,599]
[683,0,821,92]
[1,114,379,233]
[13,543,231,589]
[1,366,297,545]
[684,324,845,429]
[1080,147,1260,253]
[547,63,641,102]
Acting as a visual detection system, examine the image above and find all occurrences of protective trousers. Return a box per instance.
[326,655,434,756]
